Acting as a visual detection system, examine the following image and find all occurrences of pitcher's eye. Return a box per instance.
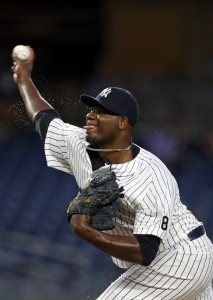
[99,108,110,114]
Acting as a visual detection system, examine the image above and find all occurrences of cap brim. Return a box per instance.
[80,94,129,118]
[80,94,117,115]
[80,94,101,108]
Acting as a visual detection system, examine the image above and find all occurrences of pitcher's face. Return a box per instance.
[84,105,121,147]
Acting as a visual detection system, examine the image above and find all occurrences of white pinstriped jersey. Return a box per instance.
[44,118,202,270]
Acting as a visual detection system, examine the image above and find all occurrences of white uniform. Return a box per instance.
[45,118,213,300]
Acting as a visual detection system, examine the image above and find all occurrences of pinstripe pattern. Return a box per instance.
[45,119,213,299]
[97,237,213,300]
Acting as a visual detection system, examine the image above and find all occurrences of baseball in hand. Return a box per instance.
[13,45,31,61]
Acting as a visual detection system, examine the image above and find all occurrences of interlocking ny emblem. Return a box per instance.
[99,88,111,98]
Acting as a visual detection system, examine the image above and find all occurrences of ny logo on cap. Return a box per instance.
[99,88,111,98]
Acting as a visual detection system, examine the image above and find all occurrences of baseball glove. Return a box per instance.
[67,170,124,230]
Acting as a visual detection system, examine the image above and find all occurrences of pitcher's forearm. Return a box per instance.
[70,214,143,264]
[12,45,54,122]
[18,78,53,121]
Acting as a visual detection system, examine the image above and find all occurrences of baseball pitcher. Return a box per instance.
[11,45,213,299]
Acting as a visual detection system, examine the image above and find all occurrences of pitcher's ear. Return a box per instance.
[119,116,128,130]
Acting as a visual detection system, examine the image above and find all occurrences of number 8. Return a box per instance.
[161,216,169,230]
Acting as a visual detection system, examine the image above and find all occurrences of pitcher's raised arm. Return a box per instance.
[11,45,53,122]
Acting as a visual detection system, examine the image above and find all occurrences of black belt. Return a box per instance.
[187,225,205,241]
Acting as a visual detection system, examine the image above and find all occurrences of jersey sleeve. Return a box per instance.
[44,118,85,175]
[34,109,61,143]
[133,160,176,240]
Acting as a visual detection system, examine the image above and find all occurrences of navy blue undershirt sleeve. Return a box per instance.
[134,234,161,266]
[34,109,61,143]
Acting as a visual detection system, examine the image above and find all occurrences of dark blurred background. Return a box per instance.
[0,0,213,299]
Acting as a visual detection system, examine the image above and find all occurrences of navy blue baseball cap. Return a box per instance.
[80,87,139,127]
